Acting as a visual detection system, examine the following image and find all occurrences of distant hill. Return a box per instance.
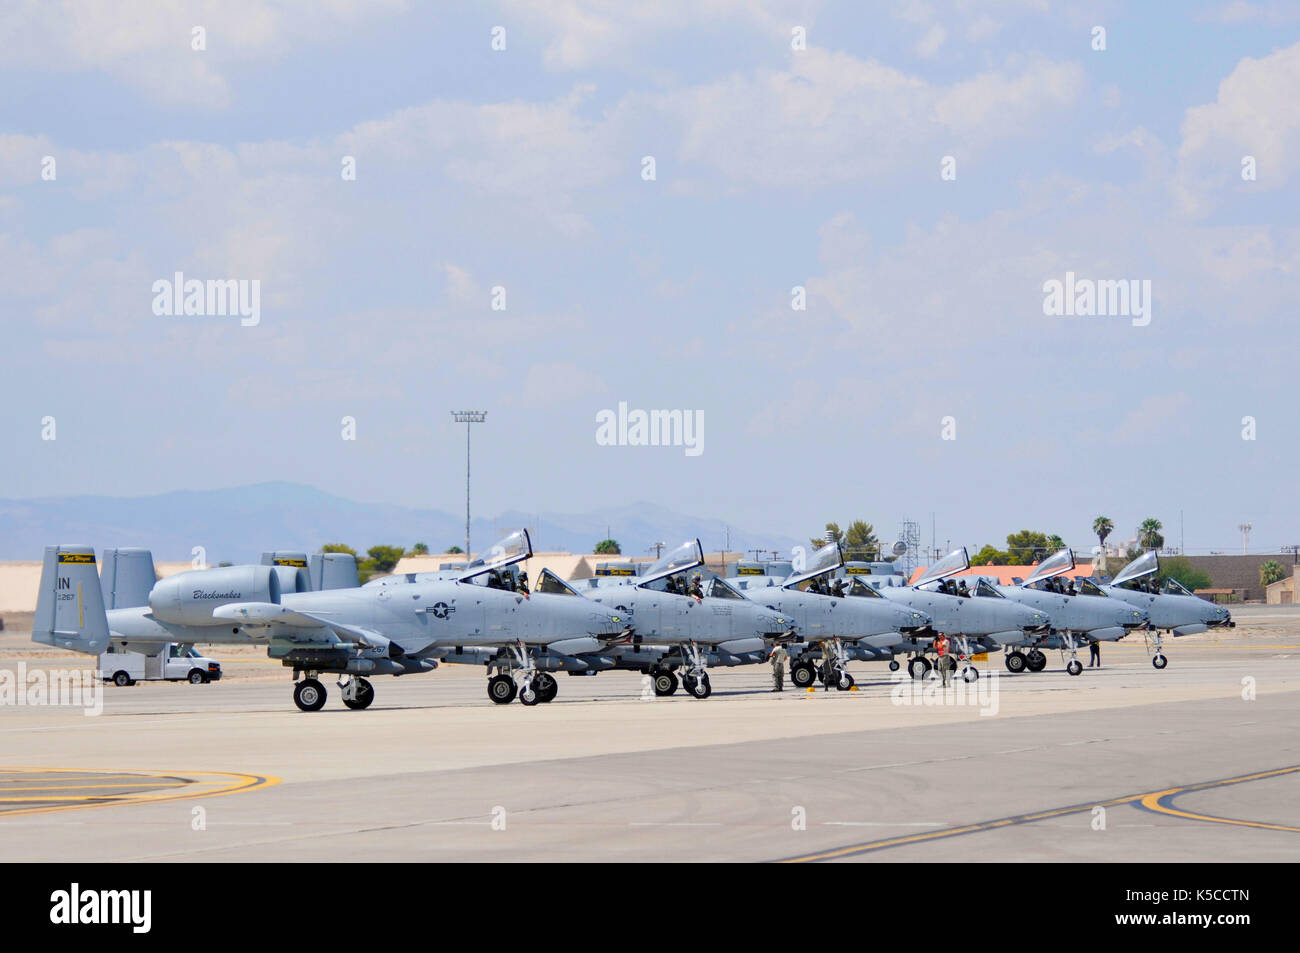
[0,482,799,564]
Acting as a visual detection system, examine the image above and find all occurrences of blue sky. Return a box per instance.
[2,1,1298,556]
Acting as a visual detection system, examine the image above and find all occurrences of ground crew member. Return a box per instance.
[935,633,953,687]
[1089,639,1100,667]
[770,643,788,692]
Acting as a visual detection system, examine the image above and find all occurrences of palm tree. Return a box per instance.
[1138,518,1164,551]
[1093,516,1114,550]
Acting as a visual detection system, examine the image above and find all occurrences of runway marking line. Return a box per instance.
[776,763,1300,863]
[0,766,279,818]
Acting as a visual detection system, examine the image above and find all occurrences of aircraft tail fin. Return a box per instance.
[33,546,111,656]
[99,547,158,609]
[312,552,360,590]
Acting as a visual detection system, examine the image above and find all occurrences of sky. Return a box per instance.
[2,1,1298,557]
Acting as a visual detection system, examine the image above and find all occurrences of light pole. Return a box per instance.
[451,411,486,559]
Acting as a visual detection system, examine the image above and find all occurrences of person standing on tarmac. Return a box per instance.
[935,633,953,687]
[770,643,788,692]
[1089,638,1101,667]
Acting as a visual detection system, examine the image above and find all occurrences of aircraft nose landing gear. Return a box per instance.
[340,676,375,710]
[1152,654,1168,669]
[1066,659,1083,676]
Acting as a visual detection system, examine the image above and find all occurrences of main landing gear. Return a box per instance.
[907,655,932,679]
[291,671,376,712]
[1004,651,1027,673]
[652,670,679,696]
[487,643,560,705]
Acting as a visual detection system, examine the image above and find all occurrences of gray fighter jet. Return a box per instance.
[867,548,1052,682]
[985,549,1148,676]
[1095,550,1233,668]
[732,541,932,690]
[32,531,629,711]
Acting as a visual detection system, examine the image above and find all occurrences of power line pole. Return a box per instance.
[451,410,486,558]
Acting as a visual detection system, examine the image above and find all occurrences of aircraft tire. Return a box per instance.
[1152,654,1168,670]
[835,673,854,691]
[343,677,375,709]
[1066,660,1083,677]
[791,663,816,688]
[294,678,327,712]
[534,672,558,703]
[888,660,900,672]
[653,671,679,696]
[519,682,541,706]
[1026,650,1047,673]
[688,673,711,699]
[962,666,979,682]
[487,674,517,704]
[1004,651,1026,673]
[907,657,932,680]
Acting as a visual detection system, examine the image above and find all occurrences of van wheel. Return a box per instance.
[188,669,206,684]
[113,671,133,687]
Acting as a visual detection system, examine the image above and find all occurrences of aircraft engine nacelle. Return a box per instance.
[149,566,281,626]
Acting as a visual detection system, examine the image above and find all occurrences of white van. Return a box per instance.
[99,643,222,687]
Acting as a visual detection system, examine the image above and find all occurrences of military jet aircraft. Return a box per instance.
[1094,550,1233,669]
[983,549,1148,675]
[729,541,932,690]
[32,531,629,711]
[868,548,1051,681]
[438,540,797,699]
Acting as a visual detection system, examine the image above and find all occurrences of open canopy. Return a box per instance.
[914,547,970,587]
[783,541,844,590]
[1021,548,1075,587]
[1111,550,1159,587]
[459,529,532,581]
[638,539,704,586]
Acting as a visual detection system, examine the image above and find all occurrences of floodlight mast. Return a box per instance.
[451,411,487,559]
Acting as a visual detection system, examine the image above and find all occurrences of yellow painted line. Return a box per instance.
[0,767,279,818]
[779,763,1300,863]
[0,782,191,792]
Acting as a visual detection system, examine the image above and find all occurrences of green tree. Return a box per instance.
[445,545,464,554]
[322,542,356,557]
[972,544,1008,565]
[811,522,844,550]
[1159,556,1210,593]
[844,521,880,561]
[1138,518,1164,551]
[1093,516,1114,549]
[594,539,621,555]
[1261,560,1286,587]
[364,545,405,574]
[1006,530,1051,564]
[1046,534,1065,552]
[409,542,429,556]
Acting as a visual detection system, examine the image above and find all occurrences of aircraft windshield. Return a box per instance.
[536,569,581,597]
[914,548,970,586]
[640,540,704,584]
[706,577,745,600]
[848,577,882,598]
[1021,548,1074,587]
[973,579,1002,598]
[1077,578,1107,597]
[1162,578,1195,597]
[460,530,532,580]
[1112,550,1159,587]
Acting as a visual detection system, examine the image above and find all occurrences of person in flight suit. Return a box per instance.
[770,643,788,692]
[688,574,704,602]
[517,569,530,598]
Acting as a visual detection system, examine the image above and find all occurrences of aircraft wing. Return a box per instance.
[213,603,394,650]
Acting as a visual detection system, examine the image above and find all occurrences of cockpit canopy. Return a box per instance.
[914,548,970,586]
[460,529,532,582]
[1021,548,1074,587]
[1111,550,1159,587]
[784,541,845,589]
[639,539,704,586]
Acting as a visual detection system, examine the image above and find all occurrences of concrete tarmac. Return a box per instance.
[1,608,1298,862]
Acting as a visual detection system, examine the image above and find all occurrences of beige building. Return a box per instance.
[1266,567,1298,605]
[0,561,195,616]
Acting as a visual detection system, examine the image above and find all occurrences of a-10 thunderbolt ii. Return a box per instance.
[971,549,1148,676]
[729,541,932,690]
[433,540,799,700]
[1093,550,1233,669]
[32,531,629,711]
[851,548,1051,682]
